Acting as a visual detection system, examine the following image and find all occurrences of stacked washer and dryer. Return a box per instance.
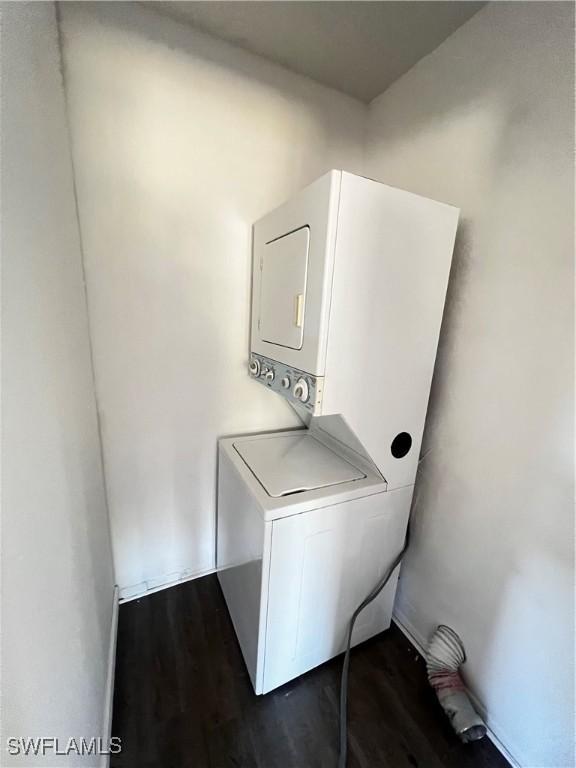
[217,170,459,695]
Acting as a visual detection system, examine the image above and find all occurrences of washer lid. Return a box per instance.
[233,433,366,498]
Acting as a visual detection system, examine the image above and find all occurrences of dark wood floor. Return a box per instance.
[111,574,509,768]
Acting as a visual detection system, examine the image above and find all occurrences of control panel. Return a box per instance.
[248,354,323,415]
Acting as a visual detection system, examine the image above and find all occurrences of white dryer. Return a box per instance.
[217,170,458,695]
[217,430,411,695]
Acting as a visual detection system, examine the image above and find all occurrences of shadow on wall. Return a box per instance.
[422,218,475,442]
[59,0,366,200]
[386,5,575,762]
[401,176,573,764]
[58,0,367,595]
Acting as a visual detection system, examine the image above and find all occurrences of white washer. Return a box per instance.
[217,430,412,695]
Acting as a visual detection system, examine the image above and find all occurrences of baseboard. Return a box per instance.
[392,609,522,768]
[101,586,119,768]
[119,565,216,603]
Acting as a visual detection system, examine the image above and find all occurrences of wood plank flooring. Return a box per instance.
[111,574,510,768]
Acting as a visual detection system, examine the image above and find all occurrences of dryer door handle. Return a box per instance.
[294,294,304,327]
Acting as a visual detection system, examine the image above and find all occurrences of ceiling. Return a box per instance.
[149,1,485,103]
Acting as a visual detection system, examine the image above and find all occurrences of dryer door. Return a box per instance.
[260,227,309,350]
[251,170,341,377]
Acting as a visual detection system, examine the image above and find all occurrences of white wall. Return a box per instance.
[58,2,366,597]
[50,2,573,764]
[366,3,574,767]
[1,3,116,765]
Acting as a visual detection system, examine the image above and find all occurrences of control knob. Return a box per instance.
[281,376,291,389]
[293,378,309,403]
[249,358,260,377]
[265,369,275,383]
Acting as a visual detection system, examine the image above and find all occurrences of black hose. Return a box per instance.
[338,523,411,768]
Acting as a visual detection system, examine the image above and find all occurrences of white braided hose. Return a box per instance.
[426,625,487,743]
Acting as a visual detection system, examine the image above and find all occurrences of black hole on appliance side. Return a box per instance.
[391,432,412,459]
